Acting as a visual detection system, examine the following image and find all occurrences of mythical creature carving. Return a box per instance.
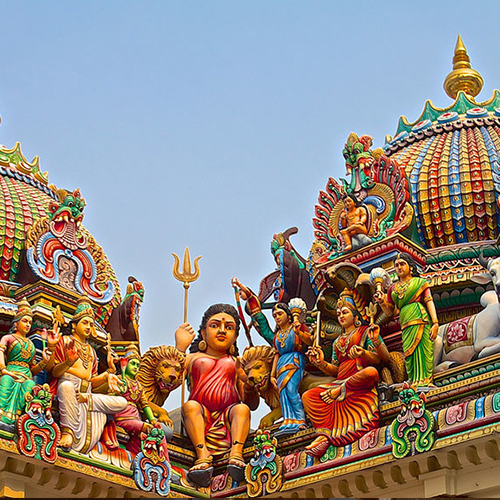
[133,427,172,497]
[106,276,145,342]
[240,345,281,429]
[25,187,116,305]
[16,383,60,464]
[136,345,186,426]
[390,382,435,458]
[245,429,283,497]
[311,133,414,261]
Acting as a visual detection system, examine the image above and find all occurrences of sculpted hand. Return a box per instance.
[348,345,364,359]
[373,291,384,305]
[44,325,62,349]
[75,390,88,404]
[107,373,123,393]
[307,346,325,366]
[367,324,381,343]
[174,322,196,353]
[430,323,439,341]
[65,339,79,365]
[292,320,302,334]
[1,369,26,383]
[231,277,251,300]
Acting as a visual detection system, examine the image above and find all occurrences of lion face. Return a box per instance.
[244,360,272,393]
[137,345,186,407]
[155,358,183,394]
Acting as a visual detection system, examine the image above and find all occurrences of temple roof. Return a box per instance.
[383,37,500,249]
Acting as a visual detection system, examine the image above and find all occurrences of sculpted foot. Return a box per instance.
[59,432,73,450]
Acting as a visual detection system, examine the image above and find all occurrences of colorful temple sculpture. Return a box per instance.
[2,35,500,498]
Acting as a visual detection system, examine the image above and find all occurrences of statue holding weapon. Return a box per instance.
[172,253,255,488]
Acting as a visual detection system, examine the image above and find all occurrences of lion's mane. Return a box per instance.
[137,345,186,407]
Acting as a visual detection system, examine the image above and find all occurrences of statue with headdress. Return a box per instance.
[0,299,58,428]
[302,287,390,457]
[113,344,168,457]
[48,296,127,452]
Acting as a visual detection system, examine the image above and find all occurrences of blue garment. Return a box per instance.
[253,312,306,431]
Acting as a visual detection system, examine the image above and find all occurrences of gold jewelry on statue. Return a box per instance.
[229,345,236,355]
[276,327,291,348]
[72,336,92,369]
[355,318,361,327]
[198,340,207,352]
[394,279,412,299]
[13,334,33,360]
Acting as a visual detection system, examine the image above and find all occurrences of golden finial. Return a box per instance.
[444,35,484,100]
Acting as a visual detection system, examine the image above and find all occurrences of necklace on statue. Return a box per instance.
[395,278,412,299]
[72,337,92,369]
[336,330,351,357]
[14,334,32,360]
[276,326,291,348]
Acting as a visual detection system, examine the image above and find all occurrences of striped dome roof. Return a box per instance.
[0,141,120,324]
[383,38,500,249]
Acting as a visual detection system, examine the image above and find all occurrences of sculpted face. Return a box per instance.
[272,307,290,329]
[16,315,32,336]
[395,258,411,279]
[202,312,237,354]
[244,360,271,391]
[125,358,140,378]
[74,316,93,340]
[344,197,355,210]
[155,358,183,393]
[337,306,355,330]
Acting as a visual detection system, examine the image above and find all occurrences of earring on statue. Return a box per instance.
[198,340,207,352]
[229,345,236,355]
[355,318,361,327]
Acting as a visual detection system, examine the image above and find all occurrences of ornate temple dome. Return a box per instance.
[0,140,121,324]
[384,36,500,249]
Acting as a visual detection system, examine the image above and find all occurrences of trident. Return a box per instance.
[172,247,201,414]
[172,247,202,323]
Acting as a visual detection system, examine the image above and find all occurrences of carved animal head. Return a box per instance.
[474,253,500,295]
[136,346,186,407]
[24,384,54,425]
[141,427,168,464]
[48,188,88,250]
[240,345,276,394]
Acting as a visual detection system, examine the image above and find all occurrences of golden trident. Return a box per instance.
[172,247,202,323]
[172,247,201,415]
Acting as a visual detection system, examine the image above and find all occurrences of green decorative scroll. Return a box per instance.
[390,384,435,459]
[245,429,283,498]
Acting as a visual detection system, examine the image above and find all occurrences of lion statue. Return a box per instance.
[240,345,281,429]
[137,345,186,426]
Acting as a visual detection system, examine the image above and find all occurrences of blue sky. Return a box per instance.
[1,1,500,421]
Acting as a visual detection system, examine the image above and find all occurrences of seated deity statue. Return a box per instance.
[175,303,258,488]
[339,194,370,251]
[48,296,127,453]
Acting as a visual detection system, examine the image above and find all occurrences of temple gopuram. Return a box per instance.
[0,35,500,498]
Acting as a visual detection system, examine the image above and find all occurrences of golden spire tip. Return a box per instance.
[443,35,483,100]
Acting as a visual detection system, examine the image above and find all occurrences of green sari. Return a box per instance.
[389,277,433,387]
[0,334,36,425]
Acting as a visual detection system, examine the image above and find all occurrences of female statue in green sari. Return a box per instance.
[0,299,57,426]
[374,253,439,388]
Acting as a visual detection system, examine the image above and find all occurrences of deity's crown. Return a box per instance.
[120,344,141,369]
[14,298,33,322]
[73,295,95,323]
[337,288,368,322]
